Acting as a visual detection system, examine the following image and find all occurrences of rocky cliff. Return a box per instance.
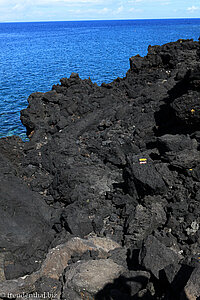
[0,38,200,299]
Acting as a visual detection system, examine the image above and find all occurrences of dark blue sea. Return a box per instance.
[0,19,200,139]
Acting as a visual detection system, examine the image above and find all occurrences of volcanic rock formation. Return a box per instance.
[0,38,200,299]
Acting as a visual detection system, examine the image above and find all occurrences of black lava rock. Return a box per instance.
[1,38,200,299]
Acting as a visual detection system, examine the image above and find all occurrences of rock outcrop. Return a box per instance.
[0,38,200,299]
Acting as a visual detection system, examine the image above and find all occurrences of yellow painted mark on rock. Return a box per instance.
[139,158,147,164]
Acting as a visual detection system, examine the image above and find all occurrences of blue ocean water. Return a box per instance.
[0,19,200,139]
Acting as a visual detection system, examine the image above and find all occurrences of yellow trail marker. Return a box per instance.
[139,158,147,164]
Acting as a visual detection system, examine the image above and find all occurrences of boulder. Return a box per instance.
[126,155,166,196]
[0,176,55,279]
[183,265,200,300]
[140,235,182,279]
[63,259,125,299]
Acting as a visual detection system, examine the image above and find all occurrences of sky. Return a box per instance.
[0,0,200,22]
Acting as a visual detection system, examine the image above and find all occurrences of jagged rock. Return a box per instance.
[0,176,55,279]
[126,154,167,196]
[108,247,128,268]
[157,134,197,153]
[171,91,200,127]
[61,206,93,237]
[139,235,182,279]
[62,259,125,299]
[0,237,120,297]
[183,265,200,300]
[125,199,167,246]
[166,149,200,169]
[164,263,182,284]
[0,39,200,299]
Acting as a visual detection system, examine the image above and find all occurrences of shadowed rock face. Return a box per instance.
[0,138,56,279]
[0,38,200,299]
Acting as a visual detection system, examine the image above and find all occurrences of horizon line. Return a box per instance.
[0,17,200,24]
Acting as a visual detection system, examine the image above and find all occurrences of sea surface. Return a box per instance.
[0,19,200,139]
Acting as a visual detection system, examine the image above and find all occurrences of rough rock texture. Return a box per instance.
[0,237,120,297]
[139,235,182,279]
[63,259,125,299]
[0,38,200,299]
[0,137,56,279]
[184,265,200,300]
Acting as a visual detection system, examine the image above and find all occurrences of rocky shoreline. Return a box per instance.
[0,38,200,299]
